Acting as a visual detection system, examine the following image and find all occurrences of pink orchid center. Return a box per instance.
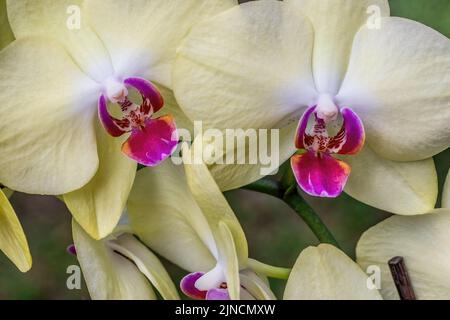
[98,77,178,167]
[180,272,256,301]
[291,102,365,198]
[180,272,230,300]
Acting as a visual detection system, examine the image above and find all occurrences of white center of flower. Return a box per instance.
[195,264,226,291]
[316,93,339,123]
[105,77,128,103]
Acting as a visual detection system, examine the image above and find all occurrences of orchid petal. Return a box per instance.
[110,234,180,300]
[208,122,297,191]
[182,142,249,300]
[284,0,390,94]
[291,152,351,198]
[217,221,241,300]
[342,146,437,215]
[72,221,155,300]
[180,272,207,300]
[98,94,127,137]
[7,0,113,81]
[443,170,450,209]
[0,188,31,272]
[239,271,276,300]
[124,77,164,114]
[295,106,316,149]
[128,161,216,273]
[0,0,14,50]
[357,211,450,300]
[122,115,178,167]
[155,85,193,133]
[64,125,136,240]
[173,0,316,132]
[173,0,317,190]
[182,141,249,267]
[284,244,382,300]
[332,108,365,155]
[337,17,450,161]
[84,0,235,88]
[0,37,100,194]
[206,288,230,301]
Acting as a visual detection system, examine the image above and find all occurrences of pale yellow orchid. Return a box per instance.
[126,144,280,300]
[0,0,235,240]
[356,170,450,300]
[72,218,179,300]
[284,244,382,300]
[173,0,449,214]
[0,187,31,272]
[0,3,31,273]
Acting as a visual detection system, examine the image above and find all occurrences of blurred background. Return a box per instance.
[0,0,449,299]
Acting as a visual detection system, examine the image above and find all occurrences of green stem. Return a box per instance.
[248,259,291,280]
[243,179,339,248]
[242,179,283,198]
[284,191,339,247]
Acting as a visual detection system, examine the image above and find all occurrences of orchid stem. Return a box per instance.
[243,178,340,248]
[248,259,291,280]
[242,179,284,198]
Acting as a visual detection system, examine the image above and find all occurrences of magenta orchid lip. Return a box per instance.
[98,77,178,167]
[291,105,365,198]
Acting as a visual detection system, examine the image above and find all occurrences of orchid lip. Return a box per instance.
[291,105,365,198]
[180,272,243,301]
[97,77,178,166]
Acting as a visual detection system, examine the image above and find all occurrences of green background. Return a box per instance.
[0,0,449,299]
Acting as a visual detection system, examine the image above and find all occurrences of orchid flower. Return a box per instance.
[0,0,235,239]
[72,217,179,300]
[284,244,381,300]
[356,170,450,300]
[126,143,280,300]
[173,0,449,214]
[0,187,31,272]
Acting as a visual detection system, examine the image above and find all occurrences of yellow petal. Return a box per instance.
[64,124,136,240]
[0,0,14,50]
[285,0,390,94]
[342,146,437,215]
[239,270,276,300]
[337,17,450,161]
[173,0,316,131]
[182,141,248,267]
[182,141,250,299]
[0,188,31,272]
[7,0,113,81]
[173,1,317,189]
[72,220,155,300]
[217,221,240,300]
[156,85,193,133]
[109,234,180,300]
[128,161,216,273]
[0,37,100,194]
[357,210,450,300]
[84,0,236,88]
[208,122,297,191]
[284,244,382,300]
[443,170,450,209]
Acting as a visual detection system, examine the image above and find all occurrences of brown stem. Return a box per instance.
[388,256,416,300]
